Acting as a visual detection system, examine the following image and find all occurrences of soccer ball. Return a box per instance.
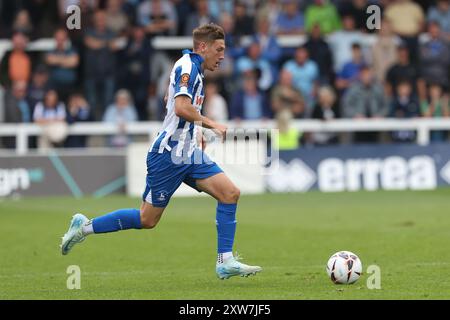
[326,251,362,284]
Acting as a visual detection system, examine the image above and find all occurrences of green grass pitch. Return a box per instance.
[1,190,450,299]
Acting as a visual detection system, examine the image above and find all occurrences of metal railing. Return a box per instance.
[1,118,449,154]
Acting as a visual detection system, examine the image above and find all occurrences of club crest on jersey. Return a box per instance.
[180,73,190,87]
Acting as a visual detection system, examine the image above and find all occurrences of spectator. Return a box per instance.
[342,66,388,142]
[389,81,420,142]
[137,0,177,36]
[33,89,68,149]
[203,81,228,122]
[304,23,334,85]
[118,24,152,120]
[274,0,304,35]
[271,69,305,118]
[310,86,340,145]
[232,1,255,37]
[271,108,302,150]
[11,9,34,39]
[339,0,370,32]
[65,93,91,148]
[103,89,138,147]
[105,0,129,35]
[27,65,50,109]
[384,0,425,63]
[385,44,418,97]
[84,10,120,120]
[335,43,366,93]
[254,15,281,66]
[0,32,31,87]
[328,15,365,73]
[427,0,450,40]
[420,83,449,142]
[185,0,216,36]
[256,0,282,33]
[45,28,80,101]
[236,41,274,92]
[4,81,31,123]
[282,46,319,117]
[2,81,32,148]
[371,20,399,84]
[305,0,342,35]
[207,0,233,19]
[417,21,450,101]
[230,73,271,121]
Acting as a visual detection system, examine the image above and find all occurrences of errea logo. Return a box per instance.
[0,169,30,196]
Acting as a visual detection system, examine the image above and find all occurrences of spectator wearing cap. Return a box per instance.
[45,28,79,102]
[305,0,341,35]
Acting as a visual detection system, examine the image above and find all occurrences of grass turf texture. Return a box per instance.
[0,190,449,299]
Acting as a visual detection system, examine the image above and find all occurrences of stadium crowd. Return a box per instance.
[0,0,449,149]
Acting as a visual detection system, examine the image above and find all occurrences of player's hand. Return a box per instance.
[214,123,227,141]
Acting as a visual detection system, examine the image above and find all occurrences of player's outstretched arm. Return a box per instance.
[174,95,227,138]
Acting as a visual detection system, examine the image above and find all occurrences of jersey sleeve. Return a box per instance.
[173,61,197,100]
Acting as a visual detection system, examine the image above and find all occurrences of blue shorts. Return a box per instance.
[142,148,223,207]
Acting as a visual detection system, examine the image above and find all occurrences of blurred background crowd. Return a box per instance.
[0,0,449,149]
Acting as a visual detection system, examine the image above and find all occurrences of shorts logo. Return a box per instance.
[158,191,168,202]
[180,73,190,87]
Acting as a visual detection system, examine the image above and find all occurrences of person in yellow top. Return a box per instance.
[272,108,302,150]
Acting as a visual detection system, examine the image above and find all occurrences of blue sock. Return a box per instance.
[92,208,141,233]
[216,203,237,254]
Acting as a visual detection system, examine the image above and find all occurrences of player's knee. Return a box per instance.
[141,217,158,229]
[222,186,240,203]
[140,211,158,229]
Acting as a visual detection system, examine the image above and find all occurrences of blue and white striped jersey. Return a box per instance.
[150,49,205,157]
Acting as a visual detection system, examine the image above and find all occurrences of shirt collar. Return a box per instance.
[182,49,204,70]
